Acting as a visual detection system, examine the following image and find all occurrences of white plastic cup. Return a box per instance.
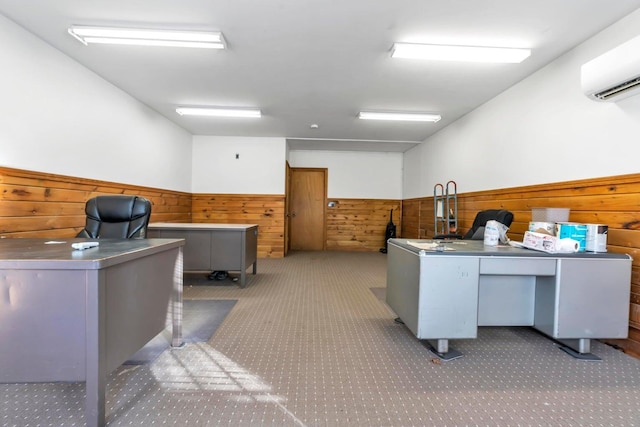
[484,220,500,246]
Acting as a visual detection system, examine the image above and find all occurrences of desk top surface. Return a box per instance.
[389,239,631,260]
[0,238,184,270]
[149,222,258,231]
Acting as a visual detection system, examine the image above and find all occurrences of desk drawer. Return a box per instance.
[480,257,556,276]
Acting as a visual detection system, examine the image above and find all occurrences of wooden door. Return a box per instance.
[289,168,326,250]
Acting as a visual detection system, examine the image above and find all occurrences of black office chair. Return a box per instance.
[76,195,152,238]
[434,209,514,240]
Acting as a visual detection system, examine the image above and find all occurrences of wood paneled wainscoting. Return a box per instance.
[191,196,402,255]
[401,173,640,359]
[0,167,191,238]
[192,194,285,258]
[327,198,401,251]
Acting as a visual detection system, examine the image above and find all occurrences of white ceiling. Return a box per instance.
[2,1,640,152]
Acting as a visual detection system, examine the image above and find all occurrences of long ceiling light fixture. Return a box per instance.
[68,26,226,49]
[391,43,530,63]
[358,111,441,122]
[176,107,261,118]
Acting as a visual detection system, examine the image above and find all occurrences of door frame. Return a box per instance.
[287,167,328,251]
[284,161,291,256]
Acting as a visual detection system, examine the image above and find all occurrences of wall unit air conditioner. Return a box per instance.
[581,34,640,102]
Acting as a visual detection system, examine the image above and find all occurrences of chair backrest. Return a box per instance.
[463,209,514,240]
[76,195,152,239]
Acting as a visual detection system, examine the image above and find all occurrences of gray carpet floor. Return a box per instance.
[124,299,237,365]
[2,251,640,426]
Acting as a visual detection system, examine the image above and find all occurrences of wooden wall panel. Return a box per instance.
[327,198,401,251]
[401,199,420,239]
[191,194,285,258]
[0,167,191,238]
[400,173,640,359]
[4,166,640,357]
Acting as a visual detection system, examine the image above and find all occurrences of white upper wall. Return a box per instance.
[403,9,640,199]
[0,14,193,192]
[191,136,286,194]
[4,7,639,200]
[288,150,403,199]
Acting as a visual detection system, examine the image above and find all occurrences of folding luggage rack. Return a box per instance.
[433,181,457,236]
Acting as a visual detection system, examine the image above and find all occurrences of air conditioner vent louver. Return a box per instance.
[581,35,640,102]
[592,76,640,101]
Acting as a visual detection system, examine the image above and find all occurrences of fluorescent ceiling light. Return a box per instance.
[391,43,531,63]
[358,111,441,122]
[176,107,261,118]
[68,26,225,49]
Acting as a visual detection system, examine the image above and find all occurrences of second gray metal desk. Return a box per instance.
[386,239,632,360]
[148,223,258,287]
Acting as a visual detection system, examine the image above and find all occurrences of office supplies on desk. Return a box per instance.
[71,242,99,250]
[522,231,580,253]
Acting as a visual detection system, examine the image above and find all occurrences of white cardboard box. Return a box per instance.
[523,231,558,252]
[522,231,580,253]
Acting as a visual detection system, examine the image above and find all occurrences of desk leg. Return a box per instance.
[558,338,601,361]
[253,259,257,274]
[85,271,106,427]
[172,247,184,348]
[240,268,246,288]
[239,261,256,288]
[423,339,463,361]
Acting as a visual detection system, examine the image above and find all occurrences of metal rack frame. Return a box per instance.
[433,180,457,235]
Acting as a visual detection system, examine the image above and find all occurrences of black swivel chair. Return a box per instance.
[76,195,152,238]
[435,209,514,240]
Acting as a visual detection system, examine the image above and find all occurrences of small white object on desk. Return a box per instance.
[407,241,455,251]
[72,242,99,250]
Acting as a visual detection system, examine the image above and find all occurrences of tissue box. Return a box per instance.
[555,222,587,252]
[523,231,560,252]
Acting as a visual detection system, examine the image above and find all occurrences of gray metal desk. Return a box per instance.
[148,223,258,287]
[386,239,632,360]
[0,238,184,427]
